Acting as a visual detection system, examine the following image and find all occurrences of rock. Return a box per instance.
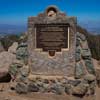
[88,81,96,95]
[81,49,91,59]
[84,74,96,82]
[75,61,85,79]
[18,42,28,48]
[81,40,89,49]
[20,65,29,77]
[28,82,39,92]
[75,46,81,62]
[0,51,16,79]
[72,82,89,97]
[84,59,95,75]
[50,83,63,95]
[9,60,23,78]
[9,64,18,77]
[16,82,28,94]
[16,43,28,64]
[65,84,72,95]
[96,68,100,87]
[76,38,81,46]
[76,32,86,41]
[42,83,50,92]
[8,42,18,54]
[68,79,81,86]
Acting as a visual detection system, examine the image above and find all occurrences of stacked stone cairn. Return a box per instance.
[9,32,96,97]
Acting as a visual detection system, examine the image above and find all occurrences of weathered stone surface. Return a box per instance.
[75,61,84,79]
[81,49,91,59]
[0,51,16,79]
[84,74,96,82]
[96,68,100,87]
[84,59,95,75]
[28,6,76,76]
[81,41,89,49]
[75,46,81,62]
[72,82,89,96]
[65,84,72,94]
[8,42,18,54]
[19,65,29,77]
[68,79,81,86]
[16,83,28,94]
[28,82,39,92]
[76,32,86,41]
[16,42,28,64]
[50,83,64,95]
[76,38,81,46]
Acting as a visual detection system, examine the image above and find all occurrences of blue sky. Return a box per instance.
[0,0,100,27]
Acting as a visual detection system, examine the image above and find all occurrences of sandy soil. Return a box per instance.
[0,87,99,100]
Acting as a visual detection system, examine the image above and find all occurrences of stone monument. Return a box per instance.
[28,6,77,77]
[13,6,96,97]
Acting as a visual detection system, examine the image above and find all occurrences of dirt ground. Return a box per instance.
[0,86,99,100]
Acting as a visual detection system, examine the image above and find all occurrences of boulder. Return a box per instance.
[16,82,28,94]
[84,59,95,75]
[81,49,91,59]
[50,83,64,95]
[76,32,86,41]
[75,61,85,79]
[65,84,72,94]
[19,65,29,77]
[16,42,28,64]
[96,68,100,87]
[0,51,16,79]
[72,82,89,97]
[8,42,18,54]
[28,82,39,92]
[84,74,96,82]
[75,46,81,62]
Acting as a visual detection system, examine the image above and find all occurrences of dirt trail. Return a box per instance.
[0,90,98,100]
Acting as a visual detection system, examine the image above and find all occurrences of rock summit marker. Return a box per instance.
[28,6,77,76]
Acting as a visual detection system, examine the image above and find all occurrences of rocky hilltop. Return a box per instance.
[0,26,99,100]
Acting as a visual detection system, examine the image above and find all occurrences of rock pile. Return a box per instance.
[75,32,96,79]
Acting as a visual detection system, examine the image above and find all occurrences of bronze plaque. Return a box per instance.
[35,24,69,52]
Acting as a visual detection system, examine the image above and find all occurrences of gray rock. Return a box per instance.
[72,82,89,96]
[28,83,39,92]
[42,83,50,92]
[81,40,89,49]
[8,42,18,54]
[84,59,95,75]
[16,82,28,94]
[16,43,28,64]
[20,65,29,77]
[96,68,100,87]
[0,51,16,79]
[65,84,72,94]
[76,38,81,46]
[18,42,28,48]
[50,83,63,95]
[84,74,96,82]
[68,80,81,86]
[81,49,91,59]
[75,46,81,62]
[77,32,86,41]
[75,61,84,79]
